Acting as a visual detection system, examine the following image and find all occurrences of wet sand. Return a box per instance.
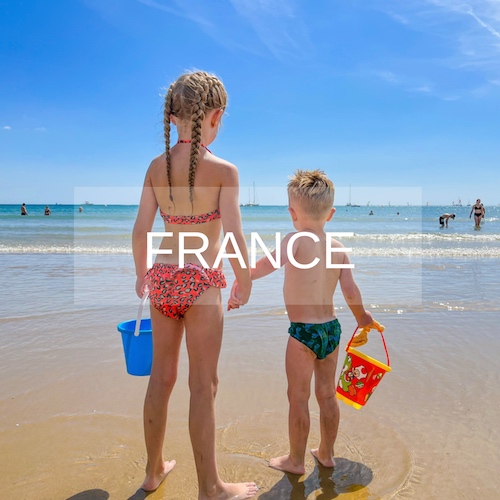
[1,256,500,499]
[2,306,500,499]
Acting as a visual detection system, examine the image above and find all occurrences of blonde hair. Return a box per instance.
[163,71,227,205]
[287,169,334,219]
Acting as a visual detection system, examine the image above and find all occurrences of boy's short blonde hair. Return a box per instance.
[287,169,334,219]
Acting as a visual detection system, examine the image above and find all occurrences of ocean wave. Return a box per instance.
[1,244,499,257]
[0,245,131,254]
[337,232,500,242]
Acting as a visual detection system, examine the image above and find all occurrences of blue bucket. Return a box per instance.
[117,292,152,376]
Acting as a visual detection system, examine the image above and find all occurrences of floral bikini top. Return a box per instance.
[159,208,221,225]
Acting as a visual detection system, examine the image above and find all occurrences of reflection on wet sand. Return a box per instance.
[259,458,373,499]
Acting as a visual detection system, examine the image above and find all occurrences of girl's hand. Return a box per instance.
[135,276,148,299]
[227,280,244,310]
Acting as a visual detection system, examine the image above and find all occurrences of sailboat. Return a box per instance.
[241,182,259,207]
[346,184,360,207]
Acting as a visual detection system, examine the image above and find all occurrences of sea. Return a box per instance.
[1,202,498,314]
[1,203,499,499]
[1,203,499,256]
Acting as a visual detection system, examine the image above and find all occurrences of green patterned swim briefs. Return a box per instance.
[288,319,342,360]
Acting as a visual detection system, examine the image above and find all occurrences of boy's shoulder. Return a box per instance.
[326,234,345,249]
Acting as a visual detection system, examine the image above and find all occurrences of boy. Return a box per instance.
[229,169,383,474]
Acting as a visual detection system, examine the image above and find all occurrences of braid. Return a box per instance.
[164,71,227,209]
[164,84,174,204]
[188,79,209,205]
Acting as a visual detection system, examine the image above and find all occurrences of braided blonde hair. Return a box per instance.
[163,71,227,206]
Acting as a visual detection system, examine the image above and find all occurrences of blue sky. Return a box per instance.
[1,0,499,206]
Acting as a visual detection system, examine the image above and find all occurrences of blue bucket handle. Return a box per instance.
[134,290,149,337]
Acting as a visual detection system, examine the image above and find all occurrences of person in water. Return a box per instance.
[132,71,257,498]
[469,199,485,228]
[439,213,455,228]
[229,169,383,475]
[21,203,28,215]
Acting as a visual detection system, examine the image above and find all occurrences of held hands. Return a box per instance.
[227,280,251,311]
[351,318,385,348]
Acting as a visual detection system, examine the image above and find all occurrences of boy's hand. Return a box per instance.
[351,319,385,347]
[227,280,243,311]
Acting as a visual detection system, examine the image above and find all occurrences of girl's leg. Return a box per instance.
[184,286,257,500]
[270,336,315,475]
[311,347,340,468]
[142,305,184,491]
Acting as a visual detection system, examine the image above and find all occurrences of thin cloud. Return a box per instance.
[374,71,400,84]
[3,125,11,130]
[229,0,313,60]
[412,85,433,92]
[34,127,47,132]
[136,0,312,61]
[365,0,500,97]
[136,0,213,29]
[386,10,410,25]
[464,5,500,39]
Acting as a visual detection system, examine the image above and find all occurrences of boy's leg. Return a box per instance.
[270,336,315,475]
[311,346,340,468]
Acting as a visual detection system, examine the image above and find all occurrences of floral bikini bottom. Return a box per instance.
[145,262,226,320]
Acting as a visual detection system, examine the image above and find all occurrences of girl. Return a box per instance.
[132,71,256,499]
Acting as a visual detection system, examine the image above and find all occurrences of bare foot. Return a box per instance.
[268,454,305,475]
[141,460,176,492]
[310,448,335,468]
[200,481,258,500]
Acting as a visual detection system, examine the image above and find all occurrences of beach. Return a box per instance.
[1,204,500,499]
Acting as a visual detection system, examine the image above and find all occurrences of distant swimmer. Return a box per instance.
[79,206,83,213]
[439,213,455,228]
[469,199,485,229]
[20,203,28,215]
[369,210,374,215]
[44,206,51,216]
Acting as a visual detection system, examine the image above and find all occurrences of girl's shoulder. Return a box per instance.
[204,154,239,185]
[206,153,237,171]
[147,153,166,172]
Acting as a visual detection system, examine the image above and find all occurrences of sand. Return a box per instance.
[1,255,500,499]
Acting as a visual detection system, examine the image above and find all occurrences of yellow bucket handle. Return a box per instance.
[346,321,390,367]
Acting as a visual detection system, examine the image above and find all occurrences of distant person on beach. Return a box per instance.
[439,213,455,228]
[132,71,256,498]
[20,203,28,215]
[229,170,383,475]
[469,199,485,228]
[44,206,51,216]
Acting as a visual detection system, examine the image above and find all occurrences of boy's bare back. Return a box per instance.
[283,231,346,324]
